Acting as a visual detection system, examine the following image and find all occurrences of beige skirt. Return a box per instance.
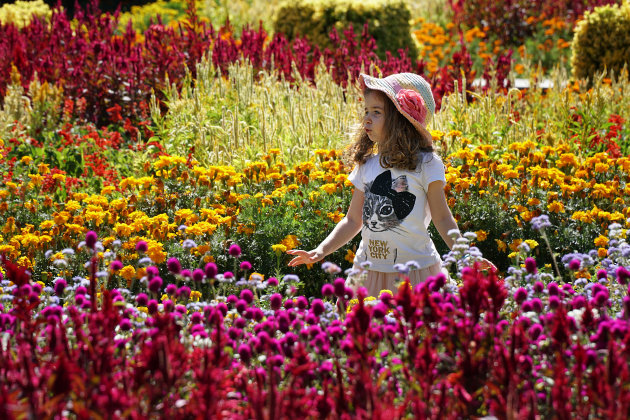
[346,262,449,298]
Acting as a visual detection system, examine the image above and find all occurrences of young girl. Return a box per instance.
[288,72,492,296]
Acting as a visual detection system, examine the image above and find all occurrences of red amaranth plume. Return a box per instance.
[1,255,31,287]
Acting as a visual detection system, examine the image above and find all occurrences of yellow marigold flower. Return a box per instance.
[39,220,55,230]
[527,198,541,206]
[475,230,488,241]
[431,130,445,140]
[547,201,565,213]
[594,235,609,247]
[17,256,32,269]
[21,156,33,165]
[190,290,202,301]
[320,183,338,194]
[119,265,136,281]
[327,211,345,223]
[101,186,116,195]
[557,153,578,168]
[137,306,148,314]
[524,239,539,249]
[281,235,300,249]
[508,251,518,259]
[269,148,281,155]
[28,173,44,186]
[495,239,507,253]
[598,248,608,258]
[345,248,355,263]
[37,163,50,174]
[52,173,66,183]
[272,244,287,254]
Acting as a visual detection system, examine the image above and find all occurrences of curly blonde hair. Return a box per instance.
[343,88,434,171]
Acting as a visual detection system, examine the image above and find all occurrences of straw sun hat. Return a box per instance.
[359,72,435,141]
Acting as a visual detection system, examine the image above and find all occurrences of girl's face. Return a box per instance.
[363,91,386,144]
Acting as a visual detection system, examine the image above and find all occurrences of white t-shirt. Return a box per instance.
[348,152,446,272]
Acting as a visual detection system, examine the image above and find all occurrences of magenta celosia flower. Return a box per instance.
[166,257,181,274]
[228,243,242,257]
[85,230,98,249]
[135,240,148,253]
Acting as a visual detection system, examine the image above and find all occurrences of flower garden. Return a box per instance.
[1,0,630,417]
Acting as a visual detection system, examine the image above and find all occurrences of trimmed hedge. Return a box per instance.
[273,0,418,59]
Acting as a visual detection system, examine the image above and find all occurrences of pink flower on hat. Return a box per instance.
[396,89,428,127]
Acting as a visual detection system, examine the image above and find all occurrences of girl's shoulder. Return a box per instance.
[415,151,444,170]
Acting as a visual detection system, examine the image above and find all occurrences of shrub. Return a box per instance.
[273,0,418,59]
[571,1,630,82]
[0,0,51,28]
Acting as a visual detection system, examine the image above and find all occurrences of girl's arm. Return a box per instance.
[287,188,365,267]
[426,180,460,250]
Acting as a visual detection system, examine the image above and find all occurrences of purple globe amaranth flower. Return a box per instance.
[531,298,543,313]
[311,299,325,316]
[524,257,537,274]
[235,299,248,313]
[514,287,528,304]
[616,266,630,285]
[533,281,544,293]
[548,295,560,309]
[548,282,560,296]
[372,302,388,318]
[192,269,204,283]
[110,260,123,271]
[597,269,608,280]
[166,257,182,274]
[240,261,252,271]
[204,262,218,279]
[284,299,294,309]
[177,286,191,299]
[148,276,163,293]
[572,295,586,309]
[593,290,609,307]
[228,243,242,257]
[136,293,149,306]
[267,277,278,287]
[568,259,581,271]
[85,230,98,249]
[146,266,159,280]
[344,287,354,300]
[135,240,148,253]
[119,318,132,331]
[53,278,67,296]
[240,288,254,304]
[270,293,283,310]
[321,283,334,297]
[147,299,159,314]
[528,323,543,340]
[296,296,308,310]
[238,343,252,364]
[223,271,234,280]
[226,294,238,305]
[165,283,177,295]
[180,269,192,279]
[333,278,346,297]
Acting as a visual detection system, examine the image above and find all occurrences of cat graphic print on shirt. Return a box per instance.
[362,170,416,233]
[348,153,446,272]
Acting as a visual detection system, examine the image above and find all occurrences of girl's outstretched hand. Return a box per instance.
[287,249,325,267]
